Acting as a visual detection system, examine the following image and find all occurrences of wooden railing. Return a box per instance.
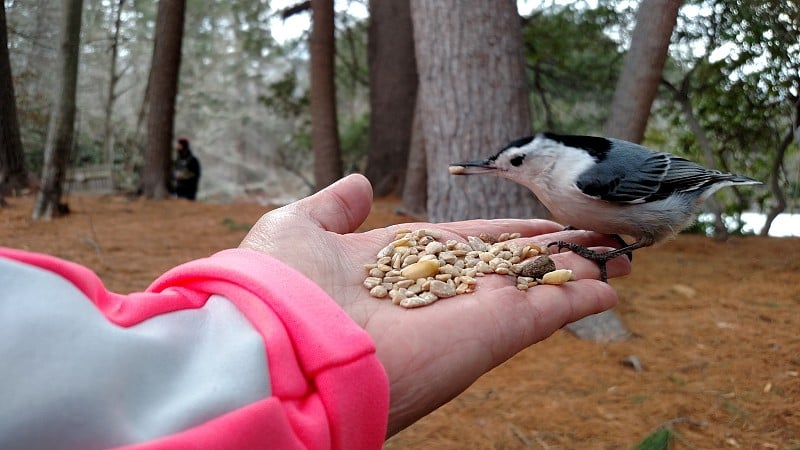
[66,164,114,193]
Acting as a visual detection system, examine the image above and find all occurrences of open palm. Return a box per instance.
[240,174,630,436]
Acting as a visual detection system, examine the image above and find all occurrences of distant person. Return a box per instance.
[173,137,201,200]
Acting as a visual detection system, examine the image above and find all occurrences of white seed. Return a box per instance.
[390,288,408,304]
[400,293,437,308]
[377,243,394,259]
[467,236,488,251]
[425,241,446,254]
[438,264,461,276]
[459,275,477,285]
[390,238,410,247]
[394,228,412,238]
[394,279,415,289]
[368,267,384,278]
[363,277,383,289]
[391,252,403,269]
[370,285,389,298]
[421,228,442,239]
[476,261,493,274]
[402,254,419,266]
[439,251,458,265]
[429,280,456,298]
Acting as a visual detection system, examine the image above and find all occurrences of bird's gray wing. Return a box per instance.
[576,153,722,203]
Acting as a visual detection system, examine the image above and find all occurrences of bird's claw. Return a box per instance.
[559,226,633,262]
[547,240,615,283]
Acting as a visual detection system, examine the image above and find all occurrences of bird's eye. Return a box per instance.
[510,155,525,167]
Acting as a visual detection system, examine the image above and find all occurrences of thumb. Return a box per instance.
[299,174,374,234]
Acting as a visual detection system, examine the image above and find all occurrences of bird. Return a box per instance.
[448,132,762,282]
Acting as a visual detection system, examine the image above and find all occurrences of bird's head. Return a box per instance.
[448,136,541,178]
[449,134,603,190]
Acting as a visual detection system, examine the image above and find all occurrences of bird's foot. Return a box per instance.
[547,241,631,283]
[560,226,633,262]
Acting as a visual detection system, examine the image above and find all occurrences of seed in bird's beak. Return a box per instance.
[448,160,497,175]
[448,165,466,175]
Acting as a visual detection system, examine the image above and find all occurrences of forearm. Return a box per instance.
[0,248,389,450]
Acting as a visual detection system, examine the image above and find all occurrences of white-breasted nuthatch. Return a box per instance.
[449,132,762,281]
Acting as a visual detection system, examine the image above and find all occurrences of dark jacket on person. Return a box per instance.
[174,148,201,200]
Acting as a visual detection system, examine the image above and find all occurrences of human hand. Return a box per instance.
[239,174,631,437]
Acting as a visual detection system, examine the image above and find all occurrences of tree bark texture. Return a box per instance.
[364,0,418,197]
[310,0,342,191]
[411,0,548,222]
[399,93,427,219]
[0,1,29,203]
[102,0,125,170]
[604,0,681,143]
[142,0,186,199]
[32,0,83,219]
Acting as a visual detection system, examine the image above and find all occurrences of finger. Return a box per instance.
[297,174,374,234]
[515,280,619,342]
[547,247,632,280]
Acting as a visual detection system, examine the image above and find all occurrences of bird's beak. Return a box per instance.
[448,159,497,175]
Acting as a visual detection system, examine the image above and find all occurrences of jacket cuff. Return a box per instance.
[148,248,390,449]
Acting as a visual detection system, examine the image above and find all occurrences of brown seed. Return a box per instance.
[518,255,556,279]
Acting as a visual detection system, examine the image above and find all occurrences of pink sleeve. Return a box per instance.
[0,247,389,450]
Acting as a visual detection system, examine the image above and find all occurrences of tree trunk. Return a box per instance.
[604,0,681,143]
[32,0,83,220]
[761,100,796,236]
[364,0,418,197]
[411,0,548,223]
[101,0,125,177]
[0,1,29,205]
[399,93,427,219]
[141,0,186,199]
[309,0,342,191]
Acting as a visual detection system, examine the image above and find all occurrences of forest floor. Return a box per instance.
[1,193,798,450]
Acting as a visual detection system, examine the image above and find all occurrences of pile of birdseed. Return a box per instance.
[363,228,574,308]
